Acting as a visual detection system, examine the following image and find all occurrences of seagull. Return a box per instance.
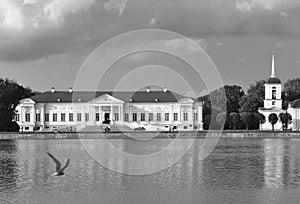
[47,152,70,176]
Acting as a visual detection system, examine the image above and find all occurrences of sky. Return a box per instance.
[0,0,300,95]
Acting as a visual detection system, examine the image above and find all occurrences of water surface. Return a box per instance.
[1,138,300,204]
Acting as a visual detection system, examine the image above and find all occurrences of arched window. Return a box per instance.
[272,87,276,99]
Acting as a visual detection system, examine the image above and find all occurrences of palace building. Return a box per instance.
[15,87,204,132]
[287,100,300,131]
[258,53,285,130]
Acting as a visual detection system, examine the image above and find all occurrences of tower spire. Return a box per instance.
[271,52,276,78]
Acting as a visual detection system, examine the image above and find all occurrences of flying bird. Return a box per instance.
[47,152,70,176]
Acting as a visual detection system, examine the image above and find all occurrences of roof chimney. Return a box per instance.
[146,87,150,93]
[51,87,55,93]
[69,87,73,93]
[163,87,167,92]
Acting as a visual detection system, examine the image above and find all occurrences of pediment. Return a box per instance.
[90,94,124,104]
[20,98,35,104]
[179,98,194,103]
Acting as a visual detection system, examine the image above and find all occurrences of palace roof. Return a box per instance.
[29,91,188,103]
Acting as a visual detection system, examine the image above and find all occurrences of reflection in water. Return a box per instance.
[1,138,300,203]
[0,140,18,193]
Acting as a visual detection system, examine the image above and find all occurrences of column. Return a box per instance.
[111,104,113,121]
[20,105,23,123]
[41,106,45,126]
[198,104,203,130]
[32,106,36,123]
[118,105,121,122]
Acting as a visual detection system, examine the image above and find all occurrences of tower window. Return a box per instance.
[272,89,276,99]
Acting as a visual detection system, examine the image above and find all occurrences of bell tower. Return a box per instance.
[264,53,282,109]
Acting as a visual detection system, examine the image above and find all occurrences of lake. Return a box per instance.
[1,137,300,204]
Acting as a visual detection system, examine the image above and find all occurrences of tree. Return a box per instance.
[268,113,278,131]
[240,80,265,113]
[284,78,300,102]
[216,112,227,129]
[204,114,211,130]
[208,85,244,113]
[230,112,240,130]
[240,112,256,130]
[256,113,266,130]
[279,112,292,130]
[0,78,36,131]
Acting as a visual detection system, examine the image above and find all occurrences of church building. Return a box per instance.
[258,53,284,130]
[14,87,204,132]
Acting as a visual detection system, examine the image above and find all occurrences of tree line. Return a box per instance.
[0,77,300,132]
[200,78,300,131]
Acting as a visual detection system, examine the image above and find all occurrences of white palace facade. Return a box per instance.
[15,87,204,132]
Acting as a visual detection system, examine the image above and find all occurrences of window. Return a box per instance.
[124,113,129,122]
[25,127,29,130]
[96,113,100,121]
[149,113,153,121]
[85,113,89,121]
[272,101,276,106]
[25,113,30,122]
[61,113,66,122]
[77,113,81,122]
[183,113,188,121]
[141,113,145,121]
[193,112,198,121]
[53,113,57,122]
[165,113,169,121]
[36,113,41,122]
[272,88,276,99]
[132,113,137,121]
[157,113,161,121]
[69,113,73,121]
[184,126,188,129]
[194,126,198,129]
[114,113,119,121]
[45,113,49,122]
[15,114,20,122]
[173,113,178,121]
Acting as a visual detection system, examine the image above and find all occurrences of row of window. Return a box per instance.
[124,112,198,122]
[16,113,90,122]
[16,112,198,122]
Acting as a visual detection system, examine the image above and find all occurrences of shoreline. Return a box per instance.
[0,130,300,139]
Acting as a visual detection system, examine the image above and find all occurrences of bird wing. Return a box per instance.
[59,158,70,173]
[47,152,61,172]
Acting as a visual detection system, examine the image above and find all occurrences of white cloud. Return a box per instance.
[0,0,24,31]
[43,0,95,24]
[23,0,37,5]
[236,0,276,12]
[104,0,128,16]
[276,41,287,49]
[148,16,157,26]
[280,11,288,17]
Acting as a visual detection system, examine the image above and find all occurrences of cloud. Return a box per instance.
[23,0,37,5]
[148,16,157,26]
[192,38,208,50]
[276,41,287,49]
[43,0,96,24]
[104,0,128,16]
[0,0,24,31]
[280,11,288,17]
